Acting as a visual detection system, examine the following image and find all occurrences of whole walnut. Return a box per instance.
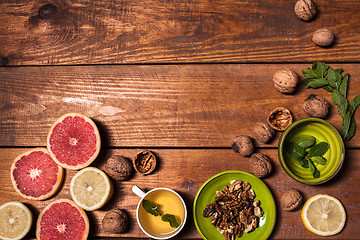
[294,0,317,21]
[232,135,255,157]
[249,153,272,178]
[272,70,299,94]
[312,28,335,47]
[281,189,303,211]
[105,155,133,180]
[254,122,275,144]
[303,94,330,118]
[102,208,128,233]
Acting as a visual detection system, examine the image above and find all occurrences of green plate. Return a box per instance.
[278,118,345,185]
[193,170,276,240]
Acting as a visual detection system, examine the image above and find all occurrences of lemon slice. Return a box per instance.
[0,201,32,240]
[70,167,113,211]
[301,194,346,236]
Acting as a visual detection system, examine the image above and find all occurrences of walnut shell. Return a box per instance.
[312,28,335,47]
[272,70,299,94]
[303,94,330,118]
[133,150,156,175]
[102,208,128,233]
[105,155,133,180]
[254,122,275,144]
[281,189,303,211]
[294,0,317,21]
[267,107,293,131]
[232,135,255,157]
[249,153,272,178]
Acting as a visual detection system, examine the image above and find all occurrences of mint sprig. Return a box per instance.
[302,62,360,141]
[286,135,329,178]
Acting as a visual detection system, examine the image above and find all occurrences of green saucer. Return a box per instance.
[193,170,276,240]
[278,118,345,185]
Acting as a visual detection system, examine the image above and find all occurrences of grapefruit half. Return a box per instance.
[47,113,101,170]
[36,198,89,240]
[10,148,63,200]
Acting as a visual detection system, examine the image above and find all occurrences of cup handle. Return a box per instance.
[132,185,146,198]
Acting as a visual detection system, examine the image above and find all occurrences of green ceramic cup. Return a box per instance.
[278,118,345,185]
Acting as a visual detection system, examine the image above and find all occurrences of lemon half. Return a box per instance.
[70,167,113,211]
[301,194,346,236]
[0,201,32,240]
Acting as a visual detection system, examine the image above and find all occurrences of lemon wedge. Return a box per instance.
[70,167,113,211]
[0,201,32,240]
[301,194,346,236]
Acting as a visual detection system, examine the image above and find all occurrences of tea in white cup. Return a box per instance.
[132,186,187,239]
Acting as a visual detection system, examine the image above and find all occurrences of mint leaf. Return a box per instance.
[308,142,329,157]
[327,67,342,89]
[346,116,357,141]
[313,62,328,78]
[309,160,320,178]
[286,142,305,164]
[340,111,352,140]
[302,159,310,168]
[302,68,319,79]
[310,156,327,165]
[349,95,360,115]
[335,68,344,75]
[142,200,160,216]
[322,85,334,92]
[294,135,316,149]
[339,74,349,98]
[332,89,348,118]
[340,96,360,140]
[161,214,180,228]
[305,78,329,88]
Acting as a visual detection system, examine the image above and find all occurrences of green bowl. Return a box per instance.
[193,170,276,240]
[278,118,345,185]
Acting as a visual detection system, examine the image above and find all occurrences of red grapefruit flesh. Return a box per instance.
[10,148,63,200]
[47,113,101,170]
[36,198,89,240]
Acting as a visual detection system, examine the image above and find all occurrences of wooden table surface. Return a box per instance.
[1,0,360,239]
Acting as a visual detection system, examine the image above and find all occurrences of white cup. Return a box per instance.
[132,185,187,239]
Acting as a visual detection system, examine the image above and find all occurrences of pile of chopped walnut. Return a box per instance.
[203,180,263,240]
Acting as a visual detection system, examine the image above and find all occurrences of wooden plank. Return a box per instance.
[1,64,359,148]
[0,0,360,65]
[0,148,359,239]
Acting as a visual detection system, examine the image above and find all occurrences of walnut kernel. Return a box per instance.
[249,153,272,178]
[232,135,255,157]
[102,208,128,233]
[272,70,299,94]
[254,122,275,144]
[294,0,317,21]
[312,28,335,47]
[133,150,156,175]
[267,107,293,131]
[105,155,133,180]
[281,189,303,211]
[303,94,330,118]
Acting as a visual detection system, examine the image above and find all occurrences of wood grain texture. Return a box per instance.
[1,64,359,148]
[1,0,360,65]
[1,148,359,239]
